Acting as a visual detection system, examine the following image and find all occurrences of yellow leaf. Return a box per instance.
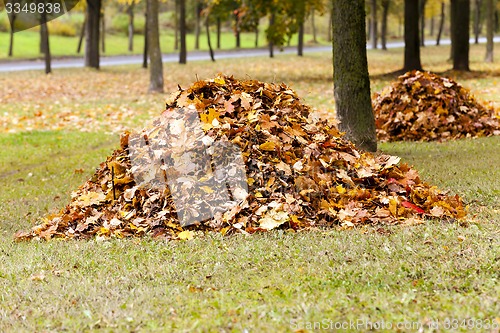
[259,141,276,151]
[214,77,225,85]
[98,227,110,236]
[200,108,220,124]
[389,199,398,217]
[178,230,194,240]
[247,110,259,123]
[336,185,346,194]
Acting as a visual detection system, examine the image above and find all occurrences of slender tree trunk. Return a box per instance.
[452,0,470,71]
[8,14,15,57]
[174,0,179,50]
[235,13,241,48]
[430,15,434,35]
[40,22,47,54]
[311,8,317,43]
[474,0,482,43]
[298,20,304,56]
[381,0,390,50]
[101,12,105,53]
[269,13,274,58]
[216,17,221,49]
[128,3,134,52]
[436,2,445,45]
[333,0,377,152]
[77,15,86,53]
[40,14,51,74]
[404,0,423,71]
[194,1,201,50]
[85,0,101,69]
[419,0,426,47]
[370,0,378,49]
[206,15,215,62]
[450,0,455,59]
[147,0,163,92]
[367,18,372,41]
[143,11,148,68]
[179,0,187,64]
[485,0,494,62]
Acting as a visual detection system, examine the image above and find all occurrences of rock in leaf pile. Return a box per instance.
[15,75,466,241]
[373,70,500,142]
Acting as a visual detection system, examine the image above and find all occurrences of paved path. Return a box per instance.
[1,37,499,72]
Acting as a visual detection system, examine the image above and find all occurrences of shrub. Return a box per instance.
[48,20,76,37]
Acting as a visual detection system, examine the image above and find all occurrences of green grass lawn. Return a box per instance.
[0,13,328,60]
[0,44,499,332]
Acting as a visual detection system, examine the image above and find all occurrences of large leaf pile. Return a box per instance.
[15,75,466,241]
[373,70,500,142]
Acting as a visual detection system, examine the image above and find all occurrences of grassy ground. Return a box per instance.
[0,44,499,332]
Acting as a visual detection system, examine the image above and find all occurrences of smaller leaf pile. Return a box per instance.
[15,75,466,242]
[373,70,500,142]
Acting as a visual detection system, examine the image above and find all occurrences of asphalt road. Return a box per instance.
[0,37,499,73]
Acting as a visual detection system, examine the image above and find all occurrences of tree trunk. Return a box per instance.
[147,0,164,92]
[485,0,494,62]
[333,0,377,152]
[269,13,274,58]
[174,0,179,50]
[419,0,426,47]
[452,0,470,70]
[404,0,423,71]
[370,0,378,49]
[40,22,47,54]
[8,14,15,57]
[85,0,101,69]
[235,13,241,48]
[298,20,304,56]
[474,0,482,43]
[179,0,187,64]
[77,15,86,53]
[430,15,434,35]
[40,14,51,74]
[206,15,215,62]
[194,1,201,50]
[128,3,134,52]
[450,0,455,59]
[143,11,148,68]
[436,1,445,45]
[367,18,371,41]
[311,8,317,43]
[101,12,105,53]
[381,0,390,50]
[216,18,221,49]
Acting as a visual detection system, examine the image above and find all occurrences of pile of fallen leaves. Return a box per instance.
[373,70,500,142]
[15,75,466,241]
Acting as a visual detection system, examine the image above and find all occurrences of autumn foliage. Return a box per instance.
[373,71,500,142]
[16,75,467,241]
